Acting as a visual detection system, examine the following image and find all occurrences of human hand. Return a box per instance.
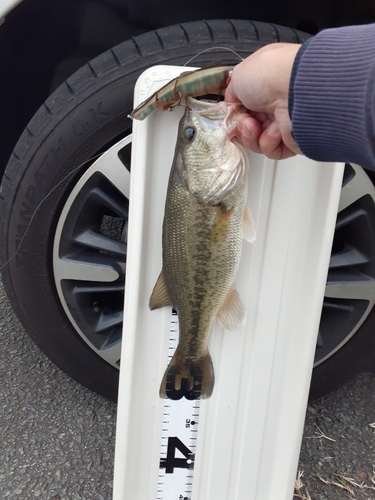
[225,43,302,160]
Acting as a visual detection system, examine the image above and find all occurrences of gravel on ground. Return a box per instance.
[1,277,374,500]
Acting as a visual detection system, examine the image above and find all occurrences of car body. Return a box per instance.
[1,0,375,176]
[1,0,375,402]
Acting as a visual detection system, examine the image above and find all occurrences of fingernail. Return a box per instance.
[237,119,243,136]
[268,121,280,138]
[241,121,252,140]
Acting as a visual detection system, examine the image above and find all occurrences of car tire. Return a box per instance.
[0,19,373,402]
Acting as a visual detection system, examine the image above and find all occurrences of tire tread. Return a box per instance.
[0,19,310,401]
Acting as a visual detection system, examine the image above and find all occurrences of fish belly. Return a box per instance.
[160,166,245,399]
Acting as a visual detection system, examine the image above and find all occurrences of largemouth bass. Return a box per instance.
[150,96,256,400]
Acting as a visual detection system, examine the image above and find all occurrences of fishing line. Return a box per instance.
[166,47,243,113]
[1,47,245,270]
[0,152,104,271]
[183,46,244,67]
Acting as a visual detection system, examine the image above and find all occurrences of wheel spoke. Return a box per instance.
[335,207,365,231]
[74,283,124,294]
[55,258,119,282]
[96,310,123,333]
[91,186,129,218]
[325,275,375,301]
[97,342,122,365]
[74,230,126,256]
[329,244,369,269]
[91,137,132,197]
[338,164,375,212]
[316,330,323,347]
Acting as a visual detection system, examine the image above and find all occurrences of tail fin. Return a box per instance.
[160,350,214,400]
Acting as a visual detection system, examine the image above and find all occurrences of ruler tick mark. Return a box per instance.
[156,311,201,499]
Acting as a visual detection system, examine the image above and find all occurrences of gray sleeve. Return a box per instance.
[289,24,375,169]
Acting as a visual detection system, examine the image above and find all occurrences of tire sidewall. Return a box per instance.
[0,20,311,400]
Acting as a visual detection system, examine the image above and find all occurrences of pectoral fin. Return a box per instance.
[216,285,246,331]
[243,205,256,243]
[149,270,171,310]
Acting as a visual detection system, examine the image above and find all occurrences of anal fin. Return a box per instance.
[149,270,171,310]
[216,285,246,331]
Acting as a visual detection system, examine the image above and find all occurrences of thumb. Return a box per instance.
[224,81,241,104]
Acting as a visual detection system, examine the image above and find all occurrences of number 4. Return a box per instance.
[160,437,194,473]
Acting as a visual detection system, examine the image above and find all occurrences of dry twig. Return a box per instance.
[305,424,336,448]
[317,475,355,497]
[294,470,312,500]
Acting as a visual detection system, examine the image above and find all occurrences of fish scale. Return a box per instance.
[150,96,251,400]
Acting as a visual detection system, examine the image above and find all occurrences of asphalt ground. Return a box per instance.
[1,276,375,500]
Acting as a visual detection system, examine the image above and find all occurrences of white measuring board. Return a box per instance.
[112,65,345,500]
[158,312,200,500]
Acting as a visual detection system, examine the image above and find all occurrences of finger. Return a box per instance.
[237,114,262,154]
[257,112,271,124]
[223,82,241,103]
[258,121,282,159]
[274,107,302,155]
[259,121,296,160]
[278,127,303,156]
[277,142,297,160]
[260,137,296,160]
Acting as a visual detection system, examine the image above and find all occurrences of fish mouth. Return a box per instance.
[186,96,244,136]
[186,95,223,110]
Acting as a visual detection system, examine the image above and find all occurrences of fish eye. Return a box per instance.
[184,127,196,141]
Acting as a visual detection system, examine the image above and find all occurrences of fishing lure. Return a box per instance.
[131,66,233,120]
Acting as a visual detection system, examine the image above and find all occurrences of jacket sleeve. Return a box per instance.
[289,24,375,169]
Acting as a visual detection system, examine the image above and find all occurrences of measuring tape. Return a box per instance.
[157,311,201,500]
